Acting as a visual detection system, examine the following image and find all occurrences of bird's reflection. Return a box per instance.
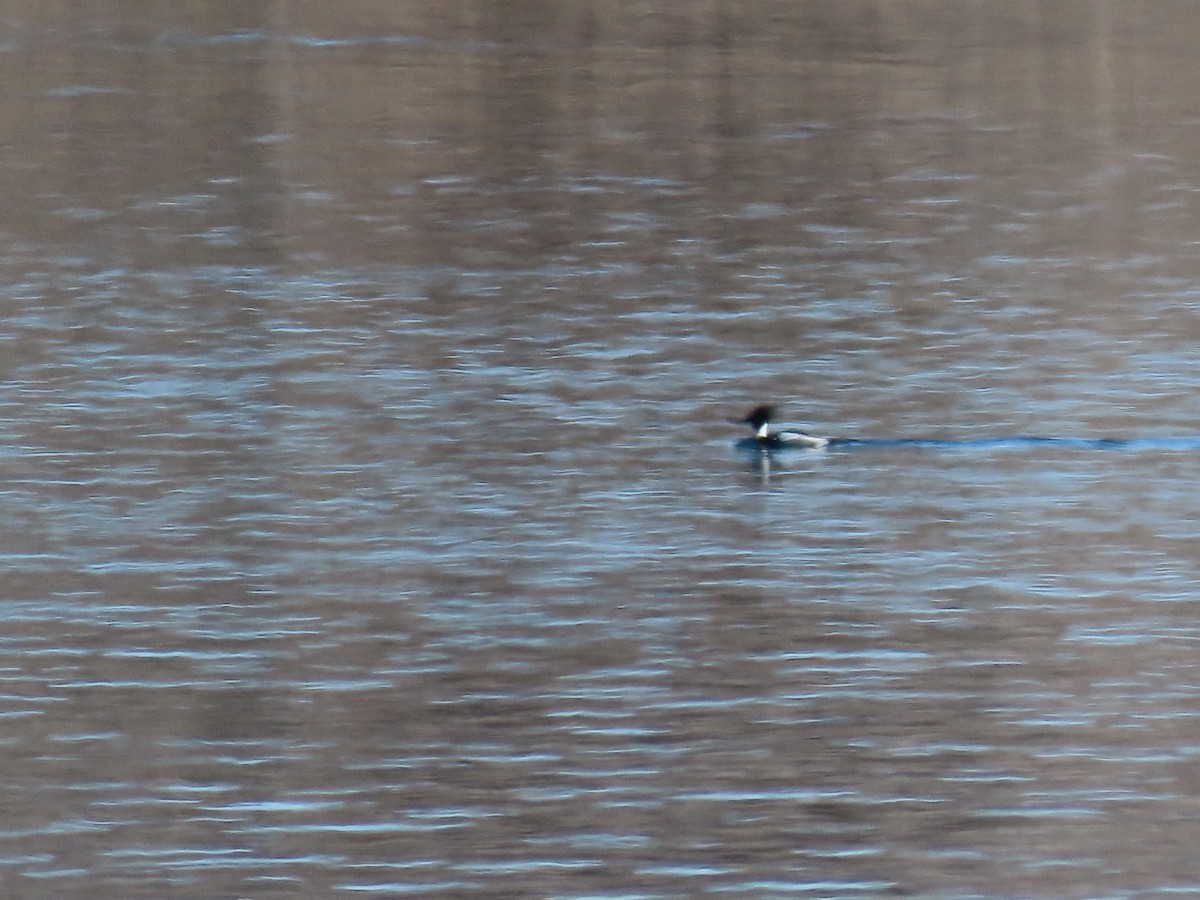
[740,444,828,485]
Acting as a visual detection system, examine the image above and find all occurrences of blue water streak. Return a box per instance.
[739,436,1200,453]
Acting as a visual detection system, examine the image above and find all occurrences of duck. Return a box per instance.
[737,404,830,450]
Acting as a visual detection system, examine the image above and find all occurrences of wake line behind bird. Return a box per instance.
[734,405,1200,453]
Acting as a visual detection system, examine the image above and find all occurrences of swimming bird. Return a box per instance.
[738,404,830,450]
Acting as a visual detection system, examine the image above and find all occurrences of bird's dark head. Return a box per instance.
[741,405,775,432]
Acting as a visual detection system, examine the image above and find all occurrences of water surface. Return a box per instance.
[3,2,1200,897]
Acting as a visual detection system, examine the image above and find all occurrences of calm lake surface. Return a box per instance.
[5,2,1200,897]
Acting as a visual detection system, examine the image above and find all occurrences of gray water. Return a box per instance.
[4,3,1200,897]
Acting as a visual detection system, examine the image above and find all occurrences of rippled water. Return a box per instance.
[5,3,1200,897]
